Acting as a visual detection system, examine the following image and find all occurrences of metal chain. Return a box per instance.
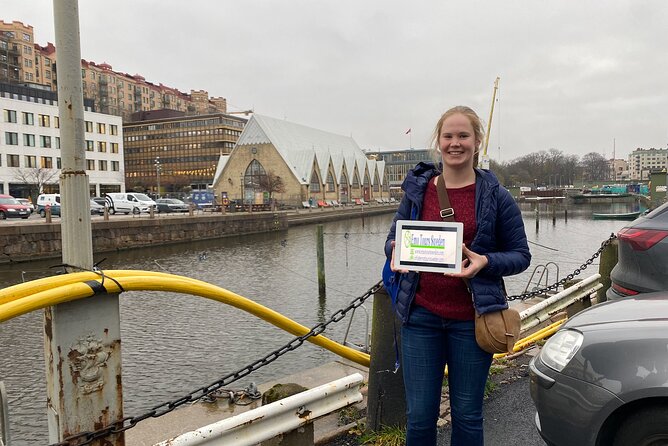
[507,233,617,301]
[50,280,383,446]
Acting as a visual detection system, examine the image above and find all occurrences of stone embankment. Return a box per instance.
[0,205,397,264]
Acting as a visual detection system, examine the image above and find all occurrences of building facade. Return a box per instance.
[123,112,246,195]
[367,148,433,197]
[628,148,668,180]
[213,114,388,207]
[1,20,229,122]
[1,83,125,199]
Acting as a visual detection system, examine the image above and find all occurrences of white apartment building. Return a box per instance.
[628,148,668,180]
[0,84,125,199]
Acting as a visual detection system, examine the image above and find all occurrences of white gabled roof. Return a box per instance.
[213,154,230,186]
[235,114,369,185]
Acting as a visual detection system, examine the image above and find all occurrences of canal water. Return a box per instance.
[0,202,639,444]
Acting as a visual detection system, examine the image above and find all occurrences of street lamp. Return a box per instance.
[239,174,244,205]
[155,156,161,198]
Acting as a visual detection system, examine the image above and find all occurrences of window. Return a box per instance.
[24,72,33,81]
[85,121,93,132]
[55,137,60,149]
[45,70,51,79]
[86,140,94,151]
[23,45,32,54]
[4,109,17,123]
[97,123,106,134]
[23,134,35,147]
[25,155,37,168]
[24,58,32,68]
[98,160,107,171]
[98,141,107,152]
[41,156,53,168]
[110,142,119,153]
[22,33,31,42]
[38,114,50,127]
[111,161,120,171]
[5,132,18,145]
[57,157,61,169]
[40,135,52,148]
[110,124,118,135]
[86,159,95,170]
[45,58,51,66]
[7,154,20,167]
[22,112,34,125]
[54,116,60,128]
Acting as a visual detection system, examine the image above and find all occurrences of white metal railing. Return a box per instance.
[520,274,602,331]
[155,373,364,446]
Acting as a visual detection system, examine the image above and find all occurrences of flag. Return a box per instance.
[405,128,411,134]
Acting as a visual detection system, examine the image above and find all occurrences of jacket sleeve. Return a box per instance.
[385,195,411,259]
[483,188,531,277]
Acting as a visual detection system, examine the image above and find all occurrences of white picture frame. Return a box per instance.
[393,220,464,273]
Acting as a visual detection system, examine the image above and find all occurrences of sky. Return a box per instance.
[4,0,668,162]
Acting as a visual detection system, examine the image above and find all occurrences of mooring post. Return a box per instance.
[597,238,618,303]
[316,224,326,295]
[535,207,539,231]
[47,1,123,444]
[367,286,406,432]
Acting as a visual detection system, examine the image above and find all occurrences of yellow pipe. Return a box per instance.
[0,273,371,367]
[493,318,566,359]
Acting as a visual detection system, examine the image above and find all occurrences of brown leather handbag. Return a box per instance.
[435,174,520,354]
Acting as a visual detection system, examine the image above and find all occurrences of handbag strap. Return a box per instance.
[436,174,455,222]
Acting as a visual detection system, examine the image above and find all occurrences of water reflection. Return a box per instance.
[0,209,631,444]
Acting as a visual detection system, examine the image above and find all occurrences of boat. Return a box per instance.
[592,211,641,220]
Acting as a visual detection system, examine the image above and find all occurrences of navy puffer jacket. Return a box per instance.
[384,162,531,322]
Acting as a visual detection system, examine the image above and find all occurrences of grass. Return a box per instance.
[357,425,406,446]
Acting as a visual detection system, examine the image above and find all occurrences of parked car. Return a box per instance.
[90,199,105,215]
[606,201,668,299]
[0,194,31,219]
[155,198,189,213]
[92,196,107,207]
[16,198,35,214]
[530,292,668,446]
[36,193,62,217]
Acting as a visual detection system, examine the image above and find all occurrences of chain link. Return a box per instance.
[507,232,617,301]
[50,280,383,446]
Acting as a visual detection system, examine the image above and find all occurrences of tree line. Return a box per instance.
[489,149,612,188]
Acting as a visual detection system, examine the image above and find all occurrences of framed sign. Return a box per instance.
[393,220,463,273]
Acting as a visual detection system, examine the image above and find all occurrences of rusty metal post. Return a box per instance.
[597,238,618,303]
[46,1,123,444]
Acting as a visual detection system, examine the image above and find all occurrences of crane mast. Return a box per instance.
[479,76,499,170]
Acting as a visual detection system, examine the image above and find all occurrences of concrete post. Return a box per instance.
[47,1,123,444]
[597,238,618,303]
[367,287,406,432]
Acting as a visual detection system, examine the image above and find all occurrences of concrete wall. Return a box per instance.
[0,213,288,264]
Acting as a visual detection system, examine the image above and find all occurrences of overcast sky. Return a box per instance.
[4,1,668,161]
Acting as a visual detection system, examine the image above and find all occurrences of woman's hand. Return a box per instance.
[389,240,409,273]
[446,244,488,278]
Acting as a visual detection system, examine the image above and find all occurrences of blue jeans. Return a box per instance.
[401,305,493,446]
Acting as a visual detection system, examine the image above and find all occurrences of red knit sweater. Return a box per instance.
[414,179,476,320]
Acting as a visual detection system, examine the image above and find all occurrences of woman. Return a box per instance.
[385,106,531,445]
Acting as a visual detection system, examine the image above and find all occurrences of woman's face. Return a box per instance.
[438,113,480,170]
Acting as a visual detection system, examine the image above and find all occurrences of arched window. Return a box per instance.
[326,170,335,192]
[309,165,321,192]
[243,159,266,203]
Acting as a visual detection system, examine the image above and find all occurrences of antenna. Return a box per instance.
[480,77,500,170]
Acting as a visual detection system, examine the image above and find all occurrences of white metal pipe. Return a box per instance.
[520,274,601,320]
[0,381,9,446]
[156,373,364,446]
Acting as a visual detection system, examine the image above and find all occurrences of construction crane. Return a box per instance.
[479,77,499,170]
[227,109,254,116]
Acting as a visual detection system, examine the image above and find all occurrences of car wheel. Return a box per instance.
[39,210,46,218]
[132,207,140,215]
[0,211,6,220]
[613,406,668,446]
[109,207,116,215]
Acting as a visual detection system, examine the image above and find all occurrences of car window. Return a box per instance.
[56,196,61,204]
[644,202,668,220]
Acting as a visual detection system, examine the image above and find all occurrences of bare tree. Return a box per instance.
[13,167,60,199]
[258,171,286,209]
[580,152,609,182]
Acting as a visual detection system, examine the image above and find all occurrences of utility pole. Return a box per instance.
[46,1,123,443]
[155,156,161,198]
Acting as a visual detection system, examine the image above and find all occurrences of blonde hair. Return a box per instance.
[430,106,484,167]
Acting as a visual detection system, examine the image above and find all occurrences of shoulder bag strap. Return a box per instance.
[436,174,455,222]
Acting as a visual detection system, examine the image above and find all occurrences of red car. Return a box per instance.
[0,194,31,219]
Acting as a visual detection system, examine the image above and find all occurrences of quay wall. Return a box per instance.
[0,205,397,264]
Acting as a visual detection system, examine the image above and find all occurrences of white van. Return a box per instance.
[105,192,156,215]
[36,193,62,217]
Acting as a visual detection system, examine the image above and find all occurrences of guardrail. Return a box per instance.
[155,373,364,446]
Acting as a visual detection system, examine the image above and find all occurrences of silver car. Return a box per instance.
[530,293,668,446]
[607,201,668,299]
